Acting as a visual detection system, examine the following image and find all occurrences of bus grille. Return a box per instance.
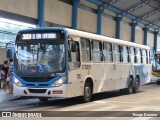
[26,84,49,87]
[28,89,47,93]
[21,77,53,82]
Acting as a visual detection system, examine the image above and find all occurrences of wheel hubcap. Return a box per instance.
[136,79,139,90]
[85,87,90,98]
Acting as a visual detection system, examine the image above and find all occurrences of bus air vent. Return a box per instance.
[21,77,53,82]
[28,89,47,93]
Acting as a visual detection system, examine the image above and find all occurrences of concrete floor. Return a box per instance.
[0,83,160,120]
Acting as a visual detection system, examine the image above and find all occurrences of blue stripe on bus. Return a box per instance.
[13,73,67,88]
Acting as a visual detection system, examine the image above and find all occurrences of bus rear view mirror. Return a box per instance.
[7,48,13,58]
[71,42,76,52]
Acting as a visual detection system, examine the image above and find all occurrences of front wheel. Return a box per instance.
[156,80,160,85]
[82,82,92,103]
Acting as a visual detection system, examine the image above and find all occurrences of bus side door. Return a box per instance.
[67,37,82,97]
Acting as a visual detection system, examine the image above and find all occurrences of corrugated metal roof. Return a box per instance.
[88,0,160,29]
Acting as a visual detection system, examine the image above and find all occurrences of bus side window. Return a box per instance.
[142,49,147,64]
[68,40,80,69]
[122,46,128,63]
[126,46,130,63]
[140,49,143,64]
[68,42,71,62]
[136,48,141,64]
[147,50,151,64]
[103,42,112,62]
[130,47,135,63]
[119,45,122,62]
[80,38,91,62]
[92,40,102,62]
[134,48,137,63]
[146,50,148,64]
[113,44,121,63]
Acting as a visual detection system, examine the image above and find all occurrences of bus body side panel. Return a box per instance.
[121,63,132,89]
[134,64,151,85]
[114,63,123,90]
[67,68,83,98]
[89,63,104,93]
[103,63,115,91]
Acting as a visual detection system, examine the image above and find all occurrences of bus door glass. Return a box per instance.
[68,39,80,69]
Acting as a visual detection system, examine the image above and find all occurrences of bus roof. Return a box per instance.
[66,28,150,50]
[17,27,150,50]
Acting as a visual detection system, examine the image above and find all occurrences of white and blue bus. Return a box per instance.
[13,27,151,102]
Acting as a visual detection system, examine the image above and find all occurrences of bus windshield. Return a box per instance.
[152,58,160,72]
[14,41,65,76]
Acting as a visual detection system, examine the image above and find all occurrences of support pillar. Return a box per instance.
[72,0,80,29]
[37,0,45,28]
[116,17,122,39]
[142,27,149,45]
[154,31,158,53]
[130,23,137,43]
[97,6,104,35]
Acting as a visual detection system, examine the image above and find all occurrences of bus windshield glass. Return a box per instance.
[14,40,65,76]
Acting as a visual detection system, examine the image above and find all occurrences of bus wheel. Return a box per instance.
[120,77,133,94]
[156,81,160,85]
[133,77,140,93]
[83,82,92,103]
[38,98,49,102]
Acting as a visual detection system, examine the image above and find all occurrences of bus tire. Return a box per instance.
[156,81,160,85]
[83,81,92,103]
[133,77,140,93]
[120,77,133,94]
[38,98,49,102]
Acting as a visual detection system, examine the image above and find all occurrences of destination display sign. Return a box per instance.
[19,30,66,41]
[21,33,57,40]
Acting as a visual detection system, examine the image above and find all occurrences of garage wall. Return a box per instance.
[120,22,131,41]
[45,0,72,27]
[102,17,116,38]
[147,32,154,48]
[78,9,97,33]
[0,0,37,19]
[104,9,116,17]
[135,27,143,45]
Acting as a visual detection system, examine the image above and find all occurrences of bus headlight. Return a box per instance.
[51,76,66,87]
[13,77,23,87]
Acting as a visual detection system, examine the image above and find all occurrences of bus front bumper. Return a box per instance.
[13,84,67,98]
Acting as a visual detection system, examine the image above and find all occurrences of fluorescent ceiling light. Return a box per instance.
[0,17,35,28]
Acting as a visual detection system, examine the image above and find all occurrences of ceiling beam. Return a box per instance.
[87,0,160,29]
[141,8,160,19]
[100,0,121,7]
[135,8,160,22]
[152,17,160,24]
[120,0,158,16]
